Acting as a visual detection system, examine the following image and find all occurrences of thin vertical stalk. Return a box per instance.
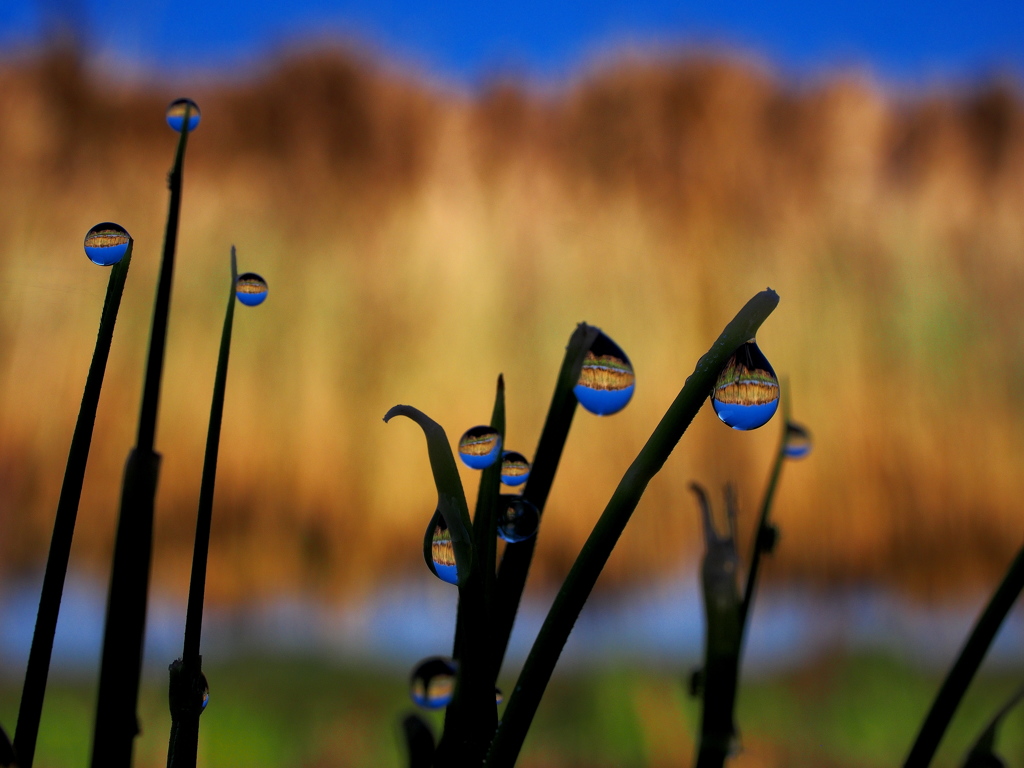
[167,248,238,768]
[491,323,599,673]
[90,105,193,768]
[737,391,790,648]
[436,376,505,766]
[904,543,1024,768]
[485,290,779,768]
[14,245,133,768]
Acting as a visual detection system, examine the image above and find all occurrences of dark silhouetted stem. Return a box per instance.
[14,245,133,768]
[167,249,238,768]
[436,376,505,767]
[737,392,790,651]
[904,543,1024,768]
[485,289,779,768]
[1,722,16,767]
[90,107,192,768]
[961,684,1024,767]
[401,713,435,768]
[492,323,599,673]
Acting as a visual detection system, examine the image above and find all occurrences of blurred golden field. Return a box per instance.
[0,46,1022,607]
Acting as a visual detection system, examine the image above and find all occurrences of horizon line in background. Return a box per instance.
[0,0,1023,89]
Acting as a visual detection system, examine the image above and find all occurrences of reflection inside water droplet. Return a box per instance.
[784,422,812,459]
[83,222,130,266]
[500,451,530,486]
[494,687,504,704]
[458,426,501,469]
[497,496,539,543]
[574,331,635,416]
[430,517,458,585]
[166,98,201,132]
[236,272,268,306]
[200,674,210,712]
[410,657,457,709]
[711,340,779,431]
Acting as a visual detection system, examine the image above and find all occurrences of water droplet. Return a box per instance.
[711,340,779,430]
[784,422,812,459]
[574,331,635,416]
[497,496,540,543]
[166,98,201,132]
[500,451,530,486]
[458,426,502,469]
[430,516,459,585]
[83,222,130,266]
[410,656,457,709]
[200,674,210,712]
[494,687,504,704]
[236,272,268,306]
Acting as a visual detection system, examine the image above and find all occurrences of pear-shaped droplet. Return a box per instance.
[458,426,502,470]
[166,98,201,132]
[236,272,268,306]
[430,517,459,585]
[500,451,530,486]
[574,331,635,416]
[84,222,130,266]
[497,496,540,543]
[494,687,504,704]
[783,422,812,459]
[200,673,210,712]
[410,657,457,709]
[711,340,779,430]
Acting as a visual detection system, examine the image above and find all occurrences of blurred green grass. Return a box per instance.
[2,653,1022,767]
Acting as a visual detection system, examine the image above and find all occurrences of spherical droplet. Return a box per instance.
[236,272,268,306]
[711,340,779,431]
[574,331,635,416]
[166,98,201,132]
[784,422,812,459]
[494,687,504,704]
[430,517,458,585]
[500,451,530,486]
[497,496,540,543]
[83,222,130,266]
[410,657,457,709]
[458,426,502,470]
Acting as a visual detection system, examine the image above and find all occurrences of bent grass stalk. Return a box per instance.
[484,288,779,768]
[90,102,194,768]
[14,243,134,768]
[961,684,1024,767]
[166,248,241,768]
[903,543,1024,768]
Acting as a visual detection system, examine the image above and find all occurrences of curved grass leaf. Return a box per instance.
[384,405,473,585]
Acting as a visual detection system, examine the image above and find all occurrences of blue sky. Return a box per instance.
[1,0,1022,86]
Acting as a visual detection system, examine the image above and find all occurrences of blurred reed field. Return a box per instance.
[0,45,1022,606]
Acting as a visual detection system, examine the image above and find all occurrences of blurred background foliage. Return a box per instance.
[0,39,1023,767]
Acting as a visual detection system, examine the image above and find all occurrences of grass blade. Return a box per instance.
[484,289,779,768]
[961,684,1024,767]
[491,323,599,673]
[436,375,505,766]
[904,543,1024,767]
[90,103,193,768]
[401,713,435,768]
[167,248,239,768]
[14,244,133,768]
[383,406,473,585]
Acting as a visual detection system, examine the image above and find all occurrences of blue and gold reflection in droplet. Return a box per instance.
[500,451,530,486]
[458,426,502,469]
[410,657,457,709]
[83,222,130,266]
[574,332,635,416]
[494,688,504,705]
[711,340,779,431]
[497,496,540,543]
[235,273,268,306]
[166,98,201,132]
[784,422,812,459]
[430,519,458,585]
